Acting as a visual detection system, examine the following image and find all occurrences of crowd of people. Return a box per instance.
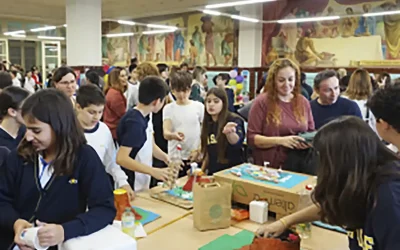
[0,57,399,249]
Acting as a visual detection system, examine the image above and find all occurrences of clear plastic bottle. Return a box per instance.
[296,184,313,239]
[167,144,182,189]
[121,207,136,239]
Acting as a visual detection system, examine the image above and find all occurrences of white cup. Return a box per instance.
[20,227,48,250]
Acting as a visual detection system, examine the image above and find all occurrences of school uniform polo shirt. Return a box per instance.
[117,109,153,191]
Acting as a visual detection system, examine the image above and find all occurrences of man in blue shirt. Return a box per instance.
[310,70,362,129]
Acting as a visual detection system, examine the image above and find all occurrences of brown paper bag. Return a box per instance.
[193,181,232,231]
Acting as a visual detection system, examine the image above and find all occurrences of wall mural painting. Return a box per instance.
[102,12,238,67]
[263,0,400,67]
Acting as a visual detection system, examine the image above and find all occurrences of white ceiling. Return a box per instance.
[0,0,227,24]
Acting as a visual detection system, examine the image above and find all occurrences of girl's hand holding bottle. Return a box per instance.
[14,219,34,250]
[36,220,65,247]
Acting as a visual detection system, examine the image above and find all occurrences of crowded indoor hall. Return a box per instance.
[0,0,400,249]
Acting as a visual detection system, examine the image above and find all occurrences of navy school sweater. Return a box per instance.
[0,126,26,151]
[0,144,116,250]
[206,114,245,175]
[348,161,400,250]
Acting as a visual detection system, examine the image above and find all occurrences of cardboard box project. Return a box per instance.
[213,164,316,217]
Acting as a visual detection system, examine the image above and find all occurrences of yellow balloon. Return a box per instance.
[236,83,243,95]
[228,79,237,87]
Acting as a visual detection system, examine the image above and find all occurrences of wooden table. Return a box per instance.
[138,217,242,250]
[231,219,348,250]
[135,178,348,250]
[132,196,191,234]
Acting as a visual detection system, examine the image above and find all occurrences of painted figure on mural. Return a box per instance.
[201,15,218,67]
[147,35,155,61]
[138,34,148,62]
[299,12,315,37]
[381,1,400,59]
[165,24,174,61]
[342,8,358,38]
[155,34,165,62]
[278,7,299,56]
[355,4,376,36]
[192,26,204,63]
[174,24,185,62]
[321,7,339,38]
[189,39,198,66]
[312,12,326,38]
[265,47,279,66]
[295,30,322,66]
[221,33,234,66]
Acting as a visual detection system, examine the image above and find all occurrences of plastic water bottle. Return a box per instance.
[296,184,313,239]
[121,207,135,238]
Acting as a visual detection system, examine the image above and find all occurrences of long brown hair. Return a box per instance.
[201,87,240,164]
[104,67,127,94]
[344,68,372,100]
[18,89,87,176]
[312,116,399,230]
[264,58,305,125]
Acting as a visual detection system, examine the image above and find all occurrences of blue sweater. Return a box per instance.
[349,161,400,250]
[0,145,116,249]
[310,97,362,129]
[0,126,26,151]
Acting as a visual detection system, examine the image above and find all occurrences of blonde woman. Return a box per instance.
[342,68,376,131]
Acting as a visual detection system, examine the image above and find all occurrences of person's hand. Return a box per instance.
[14,219,34,250]
[378,76,387,89]
[36,220,65,247]
[120,184,135,202]
[222,122,237,135]
[152,168,171,182]
[161,154,170,166]
[256,220,287,238]
[296,141,311,150]
[172,132,185,141]
[189,150,202,162]
[279,136,305,149]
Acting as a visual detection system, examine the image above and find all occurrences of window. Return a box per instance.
[8,40,39,70]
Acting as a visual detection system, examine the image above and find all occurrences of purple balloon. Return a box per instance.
[236,75,244,83]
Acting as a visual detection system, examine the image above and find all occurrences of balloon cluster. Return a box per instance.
[228,69,244,99]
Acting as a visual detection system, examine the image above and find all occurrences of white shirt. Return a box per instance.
[12,78,21,87]
[163,101,204,159]
[124,83,139,111]
[84,122,129,188]
[388,144,399,154]
[24,77,36,93]
[342,96,377,132]
[38,155,54,188]
[133,114,154,192]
